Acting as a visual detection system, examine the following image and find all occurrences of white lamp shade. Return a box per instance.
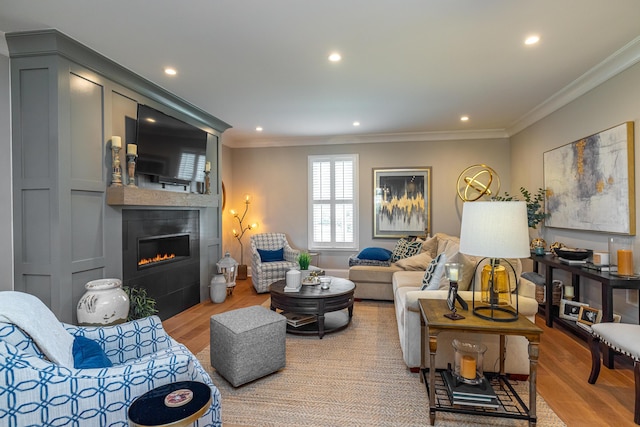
[459,201,530,259]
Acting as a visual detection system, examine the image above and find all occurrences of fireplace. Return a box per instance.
[138,233,190,268]
[122,210,200,320]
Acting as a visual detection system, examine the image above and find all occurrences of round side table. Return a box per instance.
[128,381,212,427]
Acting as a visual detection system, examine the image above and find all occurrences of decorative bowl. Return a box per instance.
[554,248,592,260]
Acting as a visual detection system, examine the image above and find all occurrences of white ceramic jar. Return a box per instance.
[210,275,227,303]
[77,278,130,325]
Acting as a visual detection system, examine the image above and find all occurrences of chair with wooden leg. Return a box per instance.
[588,322,640,425]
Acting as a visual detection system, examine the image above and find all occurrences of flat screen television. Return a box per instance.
[136,104,208,185]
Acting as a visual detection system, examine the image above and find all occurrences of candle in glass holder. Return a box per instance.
[564,285,574,299]
[460,355,476,380]
[618,249,634,276]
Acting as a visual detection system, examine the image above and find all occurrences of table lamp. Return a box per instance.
[459,201,530,322]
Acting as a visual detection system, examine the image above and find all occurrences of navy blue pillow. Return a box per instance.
[357,247,392,261]
[73,336,113,369]
[257,248,285,262]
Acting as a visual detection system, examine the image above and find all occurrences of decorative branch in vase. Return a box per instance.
[230,194,258,280]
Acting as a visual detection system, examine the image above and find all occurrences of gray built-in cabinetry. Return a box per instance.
[7,30,231,323]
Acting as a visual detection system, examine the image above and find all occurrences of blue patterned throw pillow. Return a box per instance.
[421,253,447,290]
[391,238,423,262]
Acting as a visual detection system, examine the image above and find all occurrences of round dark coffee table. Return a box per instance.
[128,380,211,427]
[269,277,355,339]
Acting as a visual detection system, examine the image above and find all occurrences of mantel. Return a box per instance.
[107,186,217,208]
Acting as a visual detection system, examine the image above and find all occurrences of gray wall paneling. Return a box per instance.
[8,30,227,322]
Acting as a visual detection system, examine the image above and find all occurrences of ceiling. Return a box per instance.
[1,1,640,148]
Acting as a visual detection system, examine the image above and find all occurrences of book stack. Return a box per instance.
[282,312,317,328]
[441,370,499,409]
[558,258,588,265]
[583,262,616,272]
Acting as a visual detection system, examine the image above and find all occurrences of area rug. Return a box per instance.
[197,301,565,427]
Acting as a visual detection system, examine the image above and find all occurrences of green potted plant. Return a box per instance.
[494,187,547,229]
[123,286,158,321]
[494,187,549,252]
[297,251,312,271]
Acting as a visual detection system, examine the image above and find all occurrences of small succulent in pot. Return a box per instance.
[297,252,312,270]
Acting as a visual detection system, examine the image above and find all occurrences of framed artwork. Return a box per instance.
[577,306,602,326]
[559,299,588,321]
[544,122,635,235]
[373,167,431,238]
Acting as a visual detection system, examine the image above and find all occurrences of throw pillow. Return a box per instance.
[421,253,447,290]
[357,247,392,261]
[395,252,433,270]
[391,238,423,262]
[257,248,285,262]
[72,336,113,369]
[420,235,438,258]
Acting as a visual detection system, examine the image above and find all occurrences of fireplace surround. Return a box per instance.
[122,209,200,320]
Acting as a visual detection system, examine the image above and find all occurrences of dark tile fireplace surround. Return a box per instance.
[122,209,200,320]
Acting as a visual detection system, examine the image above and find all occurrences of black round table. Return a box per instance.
[269,277,355,338]
[128,381,212,427]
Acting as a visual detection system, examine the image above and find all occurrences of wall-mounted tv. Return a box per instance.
[136,104,208,185]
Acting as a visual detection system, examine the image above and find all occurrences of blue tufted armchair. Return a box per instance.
[0,292,221,427]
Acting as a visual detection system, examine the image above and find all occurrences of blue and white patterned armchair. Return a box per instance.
[250,232,300,293]
[0,293,221,427]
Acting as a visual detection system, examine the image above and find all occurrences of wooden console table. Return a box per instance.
[531,254,640,368]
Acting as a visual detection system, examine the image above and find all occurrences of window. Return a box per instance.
[308,154,358,250]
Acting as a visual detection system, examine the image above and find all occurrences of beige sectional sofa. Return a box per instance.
[349,233,539,375]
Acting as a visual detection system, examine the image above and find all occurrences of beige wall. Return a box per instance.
[223,137,512,271]
[511,61,640,322]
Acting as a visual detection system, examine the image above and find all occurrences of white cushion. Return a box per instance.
[592,323,640,360]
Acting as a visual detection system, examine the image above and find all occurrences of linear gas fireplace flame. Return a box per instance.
[139,253,177,266]
[137,233,190,270]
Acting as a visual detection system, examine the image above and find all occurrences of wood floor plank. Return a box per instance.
[164,278,636,426]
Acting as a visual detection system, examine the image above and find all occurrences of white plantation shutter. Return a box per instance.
[308,155,358,250]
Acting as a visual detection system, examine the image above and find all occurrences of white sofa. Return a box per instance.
[391,233,539,375]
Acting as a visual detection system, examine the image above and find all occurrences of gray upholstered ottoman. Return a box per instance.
[210,305,286,387]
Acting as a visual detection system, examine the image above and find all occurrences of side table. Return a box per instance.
[419,298,542,427]
[128,381,212,427]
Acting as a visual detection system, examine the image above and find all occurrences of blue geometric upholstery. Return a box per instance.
[250,233,300,293]
[0,314,221,426]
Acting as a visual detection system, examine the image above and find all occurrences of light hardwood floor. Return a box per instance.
[163,278,636,427]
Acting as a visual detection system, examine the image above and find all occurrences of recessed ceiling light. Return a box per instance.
[256,126,263,132]
[460,116,469,122]
[353,121,360,127]
[164,67,177,75]
[146,118,156,123]
[328,52,342,62]
[525,35,540,45]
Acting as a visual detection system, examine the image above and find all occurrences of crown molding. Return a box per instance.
[222,128,509,148]
[508,35,640,136]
